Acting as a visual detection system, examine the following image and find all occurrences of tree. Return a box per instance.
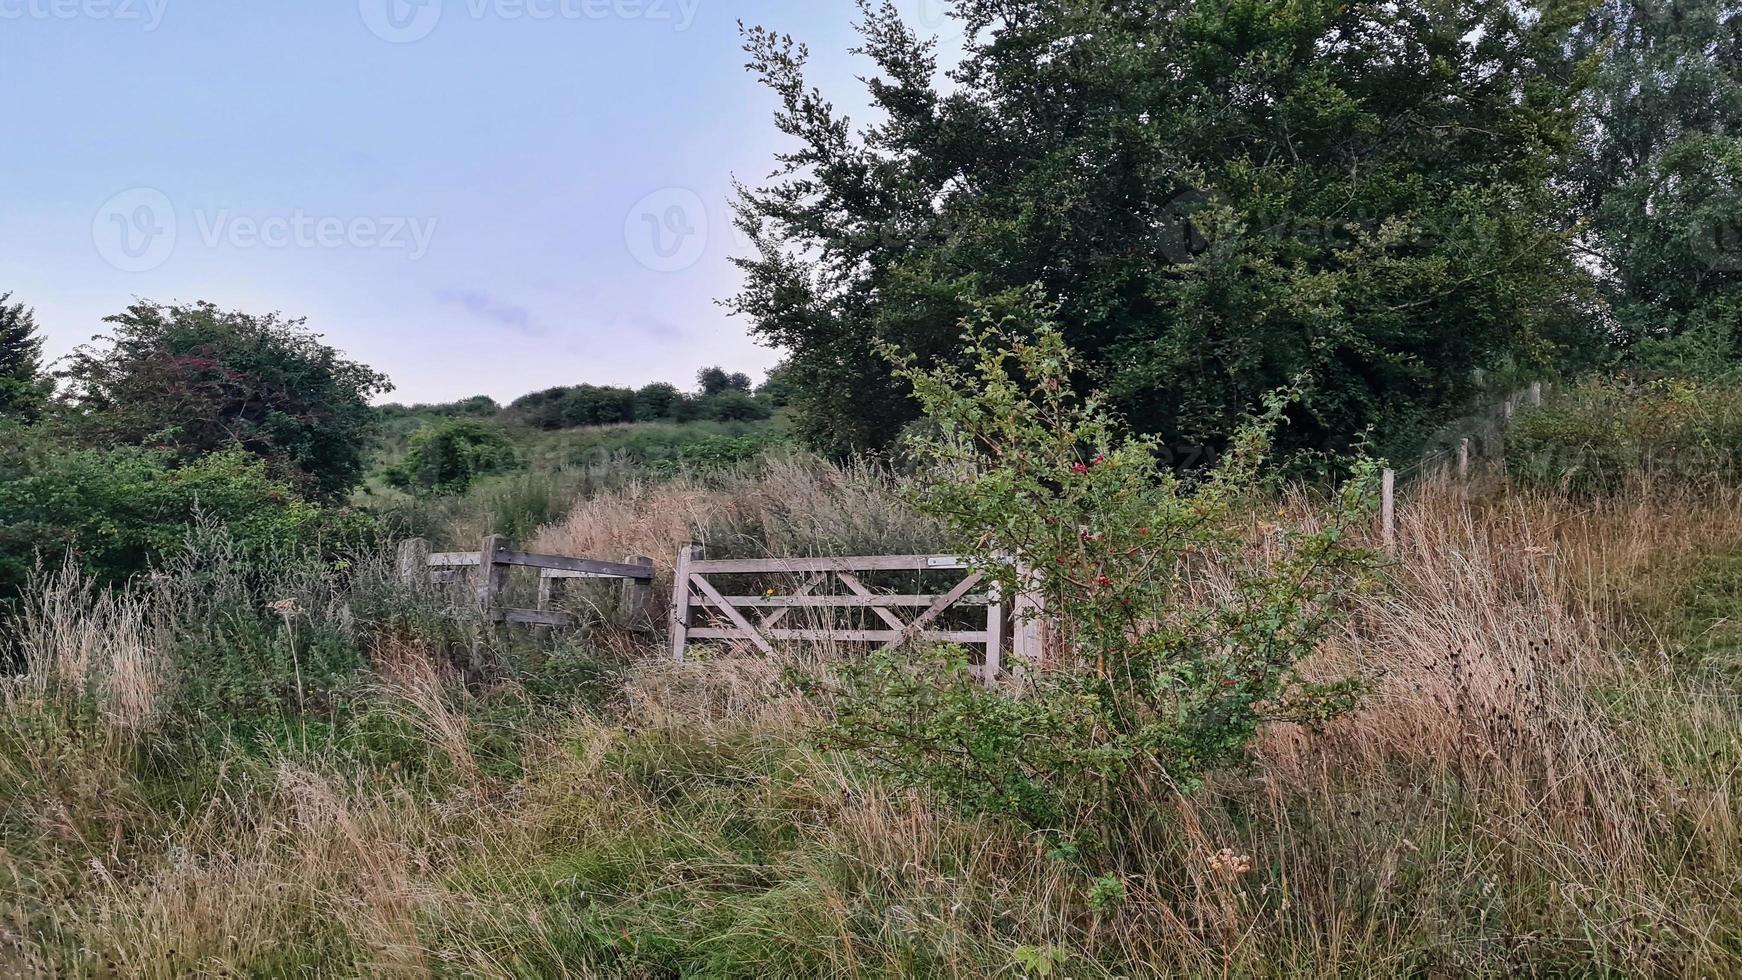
[1567,0,1742,368]
[0,293,51,423]
[733,0,1590,456]
[755,362,797,407]
[59,301,392,501]
[635,382,683,419]
[696,366,753,396]
[385,418,519,494]
[699,388,775,422]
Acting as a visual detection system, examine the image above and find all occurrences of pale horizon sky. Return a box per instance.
[1,0,959,405]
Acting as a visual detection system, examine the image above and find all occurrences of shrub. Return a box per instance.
[827,314,1376,847]
[646,433,791,476]
[1507,376,1742,494]
[508,387,571,430]
[0,431,378,598]
[698,390,774,422]
[386,419,520,495]
[58,300,391,500]
[559,385,637,427]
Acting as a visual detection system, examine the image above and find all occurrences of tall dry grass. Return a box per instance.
[1,462,1738,976]
[531,453,944,576]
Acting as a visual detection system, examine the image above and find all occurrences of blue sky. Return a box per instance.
[0,0,956,404]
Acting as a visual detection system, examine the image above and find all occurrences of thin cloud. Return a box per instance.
[436,288,541,336]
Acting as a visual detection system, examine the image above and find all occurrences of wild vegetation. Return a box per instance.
[3,443,1740,975]
[3,0,1741,975]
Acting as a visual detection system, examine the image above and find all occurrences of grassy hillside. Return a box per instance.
[358,406,793,545]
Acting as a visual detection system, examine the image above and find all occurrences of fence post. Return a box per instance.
[477,534,512,613]
[620,555,657,629]
[397,538,430,585]
[1458,438,1470,480]
[984,565,1005,688]
[670,544,702,663]
[1011,559,1047,678]
[1382,469,1397,555]
[1529,381,1543,407]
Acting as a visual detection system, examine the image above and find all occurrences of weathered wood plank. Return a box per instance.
[985,575,1004,689]
[688,573,777,657]
[429,552,482,567]
[497,550,655,579]
[836,571,910,631]
[501,608,574,628]
[881,572,985,652]
[398,539,431,583]
[688,555,972,574]
[619,555,656,627]
[477,535,512,610]
[689,628,991,644]
[695,594,991,608]
[670,544,701,663]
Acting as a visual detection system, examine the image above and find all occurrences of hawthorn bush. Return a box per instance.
[828,312,1379,847]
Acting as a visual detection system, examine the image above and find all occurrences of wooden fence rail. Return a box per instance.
[398,535,655,629]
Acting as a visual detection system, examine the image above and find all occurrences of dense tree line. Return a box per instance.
[502,366,780,430]
[732,0,1742,457]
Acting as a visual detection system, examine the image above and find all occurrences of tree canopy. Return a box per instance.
[1567,0,1742,368]
[0,292,51,424]
[59,301,392,501]
[733,0,1598,456]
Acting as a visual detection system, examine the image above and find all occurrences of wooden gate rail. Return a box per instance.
[398,536,655,629]
[670,546,1025,686]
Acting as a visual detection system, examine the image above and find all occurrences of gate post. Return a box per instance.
[620,554,656,629]
[397,538,430,585]
[670,544,702,662]
[477,534,513,612]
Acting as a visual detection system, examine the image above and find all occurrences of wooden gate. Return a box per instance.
[669,546,1024,686]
